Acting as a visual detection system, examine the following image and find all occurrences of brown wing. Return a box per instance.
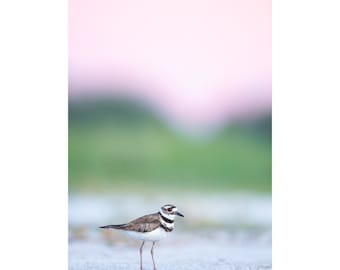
[120,212,160,232]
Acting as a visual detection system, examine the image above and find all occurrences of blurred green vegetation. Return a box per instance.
[69,97,271,193]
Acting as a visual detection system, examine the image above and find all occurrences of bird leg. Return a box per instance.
[139,241,145,270]
[151,241,157,270]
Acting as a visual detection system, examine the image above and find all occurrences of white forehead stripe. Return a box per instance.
[164,205,177,210]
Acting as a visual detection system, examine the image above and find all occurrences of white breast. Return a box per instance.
[124,227,169,242]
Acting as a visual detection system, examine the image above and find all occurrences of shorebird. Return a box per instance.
[100,204,184,270]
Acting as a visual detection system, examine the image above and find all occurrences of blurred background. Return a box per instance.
[69,0,271,268]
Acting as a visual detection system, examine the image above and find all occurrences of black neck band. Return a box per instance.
[158,211,174,224]
[160,223,173,232]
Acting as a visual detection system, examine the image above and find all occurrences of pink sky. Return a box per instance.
[69,0,271,129]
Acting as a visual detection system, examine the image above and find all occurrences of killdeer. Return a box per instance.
[100,204,184,270]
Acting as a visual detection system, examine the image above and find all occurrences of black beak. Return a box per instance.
[176,211,184,217]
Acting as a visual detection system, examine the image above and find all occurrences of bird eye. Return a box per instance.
[167,208,172,212]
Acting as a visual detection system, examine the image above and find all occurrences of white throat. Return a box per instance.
[159,209,175,221]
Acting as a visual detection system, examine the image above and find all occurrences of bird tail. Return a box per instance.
[99,224,126,230]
